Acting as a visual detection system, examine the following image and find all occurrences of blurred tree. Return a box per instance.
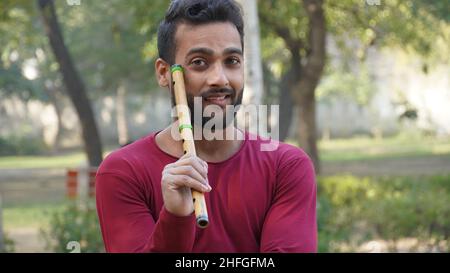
[0,0,104,165]
[1,0,161,155]
[0,0,44,100]
[2,0,448,171]
[259,0,449,173]
[58,0,157,145]
[1,0,68,150]
[37,0,103,167]
[237,0,265,134]
[317,65,374,107]
[260,0,325,173]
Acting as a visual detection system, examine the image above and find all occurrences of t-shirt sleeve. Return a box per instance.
[260,148,317,253]
[95,155,196,253]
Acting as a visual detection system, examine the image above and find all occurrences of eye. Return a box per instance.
[190,58,207,67]
[225,57,241,66]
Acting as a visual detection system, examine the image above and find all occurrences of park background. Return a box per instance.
[0,0,449,252]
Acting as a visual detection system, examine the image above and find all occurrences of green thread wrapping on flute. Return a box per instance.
[179,124,193,133]
[171,64,183,73]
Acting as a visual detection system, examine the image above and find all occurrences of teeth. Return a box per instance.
[206,96,226,100]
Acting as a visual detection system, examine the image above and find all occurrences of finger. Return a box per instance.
[163,162,174,172]
[169,174,211,193]
[201,160,208,170]
[174,155,208,178]
[177,153,206,167]
[168,165,207,185]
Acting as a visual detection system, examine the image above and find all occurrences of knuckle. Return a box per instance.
[181,175,189,183]
[188,166,196,176]
[188,157,197,164]
[161,174,170,185]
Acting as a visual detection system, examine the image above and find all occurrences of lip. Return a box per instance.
[203,94,231,108]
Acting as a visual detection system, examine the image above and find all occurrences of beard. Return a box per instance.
[170,87,244,131]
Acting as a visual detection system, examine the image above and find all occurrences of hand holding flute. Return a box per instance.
[160,64,210,228]
[161,153,210,222]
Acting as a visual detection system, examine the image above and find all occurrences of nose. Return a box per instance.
[206,63,230,88]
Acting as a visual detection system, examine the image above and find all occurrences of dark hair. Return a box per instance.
[157,0,244,64]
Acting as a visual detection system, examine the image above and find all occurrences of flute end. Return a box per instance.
[196,216,209,228]
[171,64,183,73]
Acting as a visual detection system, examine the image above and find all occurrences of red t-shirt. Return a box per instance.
[95,131,317,253]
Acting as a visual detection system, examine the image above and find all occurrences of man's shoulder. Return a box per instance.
[97,133,156,175]
[245,132,310,163]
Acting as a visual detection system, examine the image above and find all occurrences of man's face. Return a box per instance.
[172,22,244,129]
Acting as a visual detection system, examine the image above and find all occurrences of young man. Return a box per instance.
[96,0,317,253]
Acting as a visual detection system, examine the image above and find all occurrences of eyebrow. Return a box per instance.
[223,47,243,56]
[187,47,214,57]
[186,47,243,58]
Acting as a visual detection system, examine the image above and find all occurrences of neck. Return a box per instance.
[156,123,244,163]
[194,125,242,160]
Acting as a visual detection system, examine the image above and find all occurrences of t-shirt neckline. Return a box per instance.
[150,129,248,165]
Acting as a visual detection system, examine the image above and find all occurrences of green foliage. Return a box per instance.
[259,0,308,42]
[1,0,448,106]
[317,64,374,105]
[58,0,158,97]
[0,0,161,104]
[0,64,39,100]
[0,233,15,253]
[325,0,447,58]
[41,200,104,253]
[318,175,450,252]
[0,135,46,156]
[259,0,449,104]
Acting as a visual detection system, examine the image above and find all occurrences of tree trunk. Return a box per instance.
[37,0,103,166]
[297,90,320,173]
[279,50,301,142]
[278,76,294,141]
[236,0,264,134]
[116,81,129,146]
[52,89,64,151]
[293,0,326,174]
[259,1,324,172]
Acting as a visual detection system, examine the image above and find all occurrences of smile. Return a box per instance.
[203,95,231,107]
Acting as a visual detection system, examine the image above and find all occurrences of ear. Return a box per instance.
[155,58,170,88]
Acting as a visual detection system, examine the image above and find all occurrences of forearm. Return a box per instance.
[144,206,197,252]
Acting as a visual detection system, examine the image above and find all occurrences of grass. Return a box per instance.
[0,153,87,169]
[2,201,66,230]
[288,133,450,162]
[0,150,113,169]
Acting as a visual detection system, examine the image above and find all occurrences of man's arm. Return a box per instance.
[260,150,317,252]
[96,171,197,252]
[95,149,210,253]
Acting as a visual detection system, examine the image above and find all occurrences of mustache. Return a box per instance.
[200,88,235,99]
